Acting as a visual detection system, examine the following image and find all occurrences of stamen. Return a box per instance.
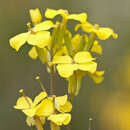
[88,117,93,130]
[35,76,46,92]
[27,22,36,34]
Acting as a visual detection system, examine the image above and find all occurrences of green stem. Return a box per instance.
[34,116,44,130]
[50,65,55,95]
[84,32,96,51]
[88,118,93,130]
[50,56,60,130]
[64,31,73,57]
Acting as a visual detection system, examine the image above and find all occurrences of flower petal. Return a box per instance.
[27,31,50,48]
[94,28,117,40]
[91,40,102,55]
[45,8,67,19]
[33,20,54,32]
[36,98,54,117]
[59,101,72,113]
[74,51,95,63]
[14,96,33,109]
[78,62,97,73]
[9,32,29,51]
[57,64,78,78]
[89,71,104,84]
[54,46,68,57]
[28,46,38,60]
[48,113,71,126]
[71,34,82,50]
[29,8,42,25]
[67,13,87,22]
[22,108,36,117]
[55,95,68,111]
[77,22,93,32]
[33,91,47,106]
[52,55,73,64]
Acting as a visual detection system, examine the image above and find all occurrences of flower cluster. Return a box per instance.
[9,8,118,130]
[14,89,72,128]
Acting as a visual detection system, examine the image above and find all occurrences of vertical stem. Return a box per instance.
[50,55,60,130]
[50,65,55,95]
[34,116,44,130]
[88,118,93,130]
[66,96,73,130]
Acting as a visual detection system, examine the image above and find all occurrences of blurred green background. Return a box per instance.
[1,0,130,130]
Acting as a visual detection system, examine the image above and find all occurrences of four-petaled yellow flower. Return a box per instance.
[9,21,54,51]
[9,8,54,51]
[47,95,72,126]
[75,22,118,40]
[52,51,97,78]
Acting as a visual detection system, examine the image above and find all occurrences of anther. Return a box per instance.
[27,22,32,31]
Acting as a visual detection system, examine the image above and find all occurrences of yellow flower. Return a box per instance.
[89,71,104,84]
[45,8,87,23]
[14,91,48,117]
[9,21,54,51]
[52,51,97,78]
[28,46,38,60]
[75,22,118,40]
[47,95,72,126]
[29,8,42,25]
[48,113,71,126]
